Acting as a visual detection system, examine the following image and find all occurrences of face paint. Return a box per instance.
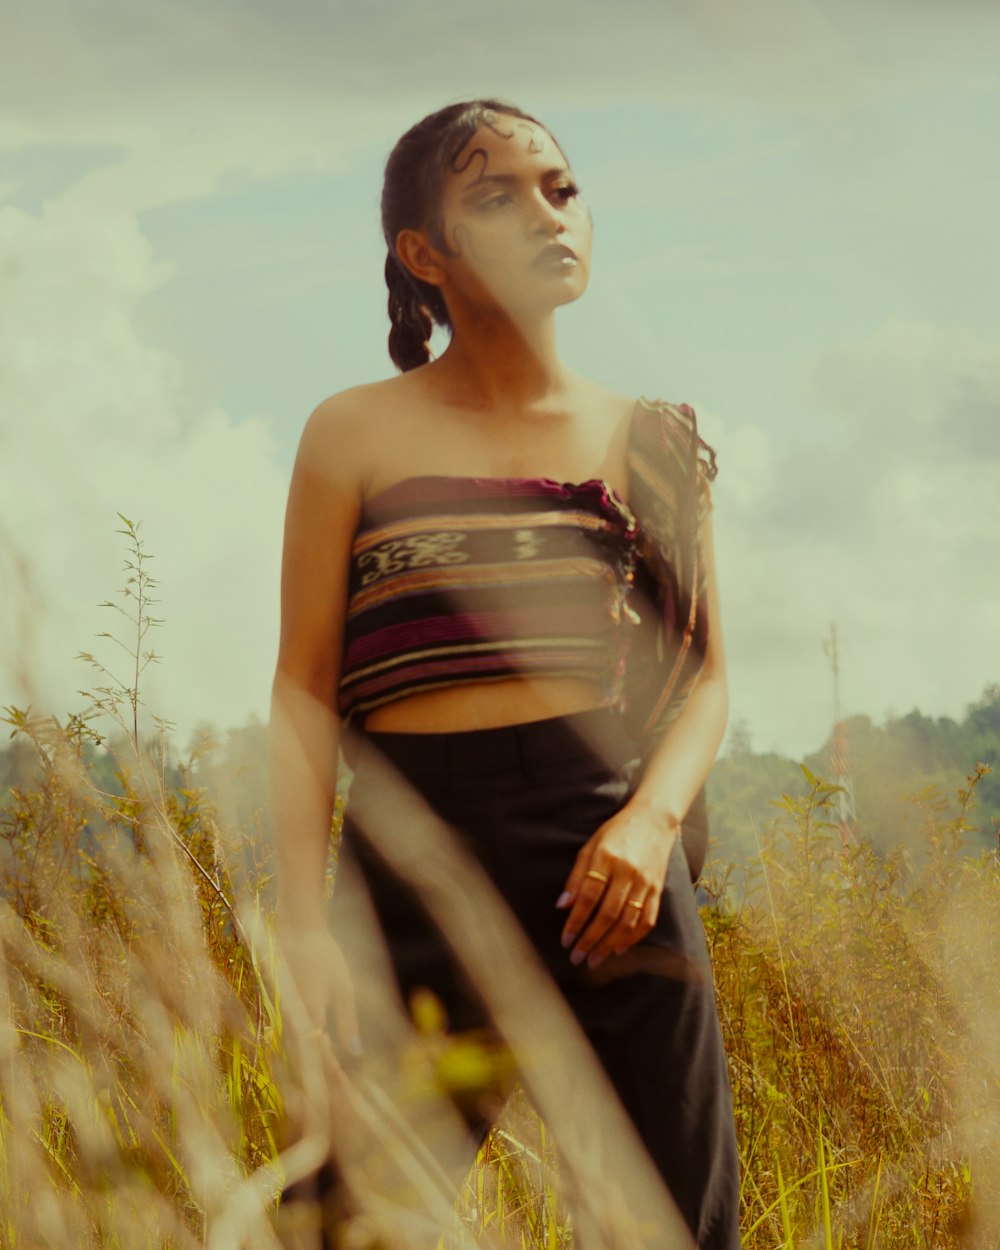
[430,113,592,317]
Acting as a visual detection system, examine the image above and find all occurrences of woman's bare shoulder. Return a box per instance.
[304,376,410,439]
[296,375,417,483]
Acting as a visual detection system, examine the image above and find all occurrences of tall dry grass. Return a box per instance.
[704,767,1000,1248]
[1,519,997,1248]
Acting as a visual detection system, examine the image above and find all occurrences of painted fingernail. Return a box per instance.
[570,949,586,966]
[561,931,577,949]
[587,952,605,969]
[555,892,573,909]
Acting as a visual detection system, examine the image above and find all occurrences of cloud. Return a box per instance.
[760,321,1000,540]
[0,199,288,745]
[698,320,1000,753]
[6,0,981,183]
[810,321,1000,461]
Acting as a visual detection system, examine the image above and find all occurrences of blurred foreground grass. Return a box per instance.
[1,521,998,1248]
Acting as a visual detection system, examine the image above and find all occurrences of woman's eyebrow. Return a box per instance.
[462,167,571,195]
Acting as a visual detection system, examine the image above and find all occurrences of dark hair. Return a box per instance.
[381,98,559,373]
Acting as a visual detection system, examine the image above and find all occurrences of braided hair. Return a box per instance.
[381,99,555,373]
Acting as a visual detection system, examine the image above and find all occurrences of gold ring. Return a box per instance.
[585,870,609,883]
[626,900,644,910]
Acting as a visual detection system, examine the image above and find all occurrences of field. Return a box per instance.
[1,522,998,1249]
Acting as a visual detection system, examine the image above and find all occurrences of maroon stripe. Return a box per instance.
[343,605,608,668]
[344,650,603,702]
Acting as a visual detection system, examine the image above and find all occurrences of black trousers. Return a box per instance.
[295,706,740,1249]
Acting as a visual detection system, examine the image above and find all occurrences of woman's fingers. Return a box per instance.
[573,884,659,968]
[281,929,363,1062]
[557,813,677,965]
[555,847,597,914]
[566,873,633,963]
[325,935,364,1059]
[558,854,614,951]
[560,861,661,967]
[609,890,660,957]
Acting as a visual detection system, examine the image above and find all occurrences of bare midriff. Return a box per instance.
[359,675,610,734]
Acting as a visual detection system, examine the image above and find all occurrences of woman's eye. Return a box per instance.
[479,184,580,210]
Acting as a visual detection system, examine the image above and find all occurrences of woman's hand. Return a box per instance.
[555,800,680,969]
[278,925,363,1064]
[276,926,367,1173]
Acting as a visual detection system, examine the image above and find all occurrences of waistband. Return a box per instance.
[343,704,641,780]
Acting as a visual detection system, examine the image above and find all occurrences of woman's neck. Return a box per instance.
[430,311,575,414]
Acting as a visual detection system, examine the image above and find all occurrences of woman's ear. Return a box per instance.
[395,228,446,289]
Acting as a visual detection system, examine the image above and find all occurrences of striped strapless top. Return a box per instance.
[337,397,717,740]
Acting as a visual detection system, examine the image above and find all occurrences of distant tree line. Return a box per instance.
[3,684,998,878]
[708,683,1000,869]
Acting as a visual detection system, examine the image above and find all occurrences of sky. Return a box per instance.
[2,0,998,759]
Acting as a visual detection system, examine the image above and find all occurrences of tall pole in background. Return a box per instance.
[823,622,857,844]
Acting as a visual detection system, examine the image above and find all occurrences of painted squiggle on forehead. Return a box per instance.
[451,111,547,180]
[508,119,546,153]
[438,113,555,258]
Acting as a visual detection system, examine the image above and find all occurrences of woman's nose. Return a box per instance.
[525,190,565,235]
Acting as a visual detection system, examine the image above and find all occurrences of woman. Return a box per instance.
[269,99,740,1249]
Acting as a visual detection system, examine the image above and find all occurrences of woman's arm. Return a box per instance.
[556,508,727,967]
[625,506,728,833]
[268,393,365,1039]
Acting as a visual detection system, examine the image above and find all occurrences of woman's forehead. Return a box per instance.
[448,117,566,187]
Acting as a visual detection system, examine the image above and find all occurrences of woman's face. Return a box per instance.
[426,113,593,319]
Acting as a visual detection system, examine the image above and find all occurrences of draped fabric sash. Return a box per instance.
[625,398,717,743]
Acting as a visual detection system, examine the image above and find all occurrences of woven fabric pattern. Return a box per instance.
[337,397,715,737]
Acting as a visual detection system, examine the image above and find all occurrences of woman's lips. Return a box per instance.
[532,244,577,268]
